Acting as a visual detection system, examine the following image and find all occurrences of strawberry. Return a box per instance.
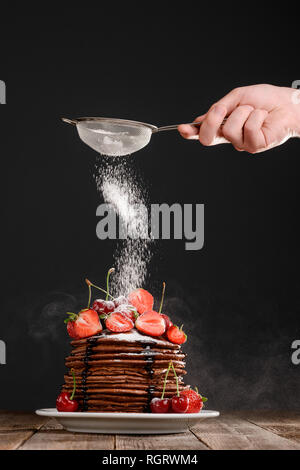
[114,304,138,323]
[104,311,134,333]
[180,389,207,413]
[135,310,166,337]
[65,309,102,339]
[128,288,154,315]
[161,314,173,330]
[114,296,128,308]
[166,325,187,345]
[66,319,77,338]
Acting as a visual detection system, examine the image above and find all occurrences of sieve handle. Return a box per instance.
[156,119,227,133]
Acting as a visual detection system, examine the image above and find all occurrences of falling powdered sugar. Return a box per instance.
[95,158,153,296]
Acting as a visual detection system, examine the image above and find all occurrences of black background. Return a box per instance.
[1,7,299,411]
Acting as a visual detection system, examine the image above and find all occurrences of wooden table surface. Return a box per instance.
[1,411,300,450]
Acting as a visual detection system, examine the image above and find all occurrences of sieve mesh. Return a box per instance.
[77,120,152,156]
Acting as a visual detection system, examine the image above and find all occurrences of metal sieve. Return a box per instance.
[61,117,205,157]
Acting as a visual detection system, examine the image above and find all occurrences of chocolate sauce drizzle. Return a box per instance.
[81,336,98,411]
[142,343,155,412]
[76,335,160,412]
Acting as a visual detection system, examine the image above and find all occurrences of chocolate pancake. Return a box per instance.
[60,329,190,412]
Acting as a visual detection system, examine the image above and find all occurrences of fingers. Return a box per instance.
[198,104,270,153]
[199,104,227,145]
[178,114,205,140]
[178,87,244,144]
[259,108,293,151]
[221,105,254,149]
[243,109,268,152]
[215,87,244,114]
[178,124,199,140]
[178,85,293,154]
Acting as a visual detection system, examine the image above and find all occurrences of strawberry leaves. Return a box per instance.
[64,312,78,324]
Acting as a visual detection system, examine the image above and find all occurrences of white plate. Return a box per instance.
[36,408,220,434]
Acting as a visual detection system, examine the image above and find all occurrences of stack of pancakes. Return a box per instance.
[61,329,189,412]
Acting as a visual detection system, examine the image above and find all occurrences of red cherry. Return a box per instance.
[168,360,189,413]
[150,361,173,414]
[150,398,171,413]
[87,269,115,315]
[56,369,78,412]
[56,392,79,412]
[93,299,115,314]
[171,395,189,413]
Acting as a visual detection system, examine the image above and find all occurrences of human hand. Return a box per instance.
[178,84,300,154]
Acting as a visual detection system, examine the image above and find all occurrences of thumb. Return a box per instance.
[178,114,206,140]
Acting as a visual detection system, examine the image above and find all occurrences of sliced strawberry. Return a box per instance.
[67,319,77,338]
[180,389,207,413]
[128,288,154,315]
[105,311,134,333]
[135,310,166,337]
[166,325,187,345]
[161,314,173,330]
[114,304,138,323]
[66,309,102,339]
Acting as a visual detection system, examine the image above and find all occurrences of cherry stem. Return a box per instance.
[158,282,166,314]
[106,268,115,301]
[171,361,179,397]
[161,361,171,400]
[70,368,76,401]
[85,279,114,300]
[87,282,92,309]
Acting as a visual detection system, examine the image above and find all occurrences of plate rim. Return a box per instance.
[36,408,220,419]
